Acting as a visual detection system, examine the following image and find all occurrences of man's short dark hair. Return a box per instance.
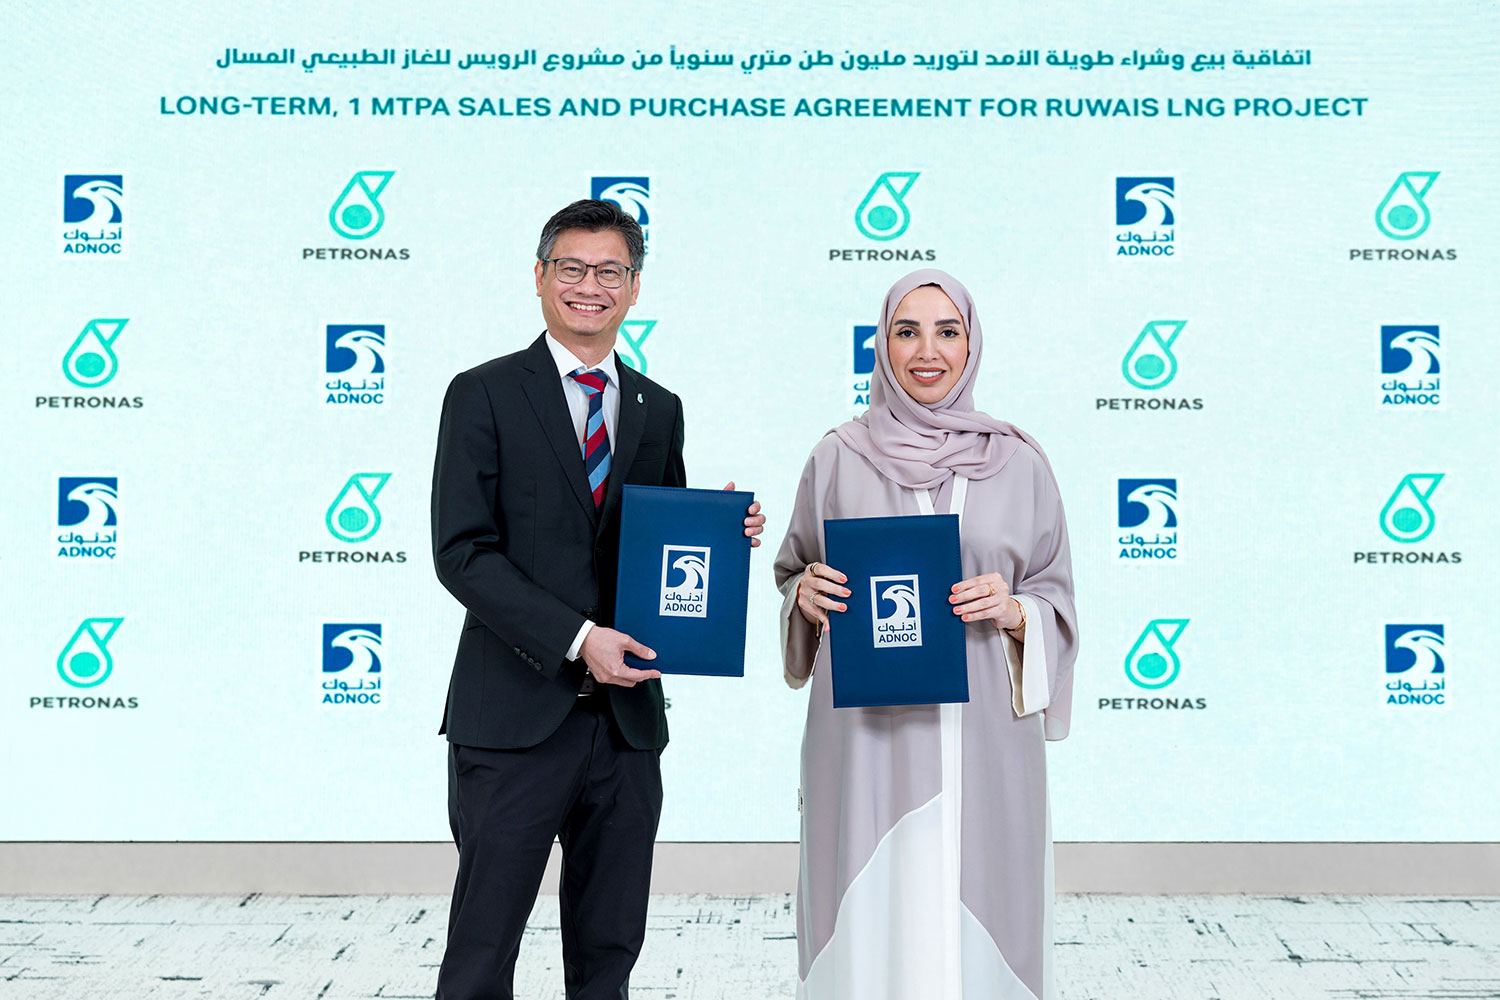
[536,199,646,272]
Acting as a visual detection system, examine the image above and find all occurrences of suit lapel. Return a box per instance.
[599,357,647,532]
[519,334,599,526]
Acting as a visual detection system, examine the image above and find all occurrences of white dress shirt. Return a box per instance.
[543,333,620,662]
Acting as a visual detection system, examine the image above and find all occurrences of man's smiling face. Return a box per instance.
[535,228,640,346]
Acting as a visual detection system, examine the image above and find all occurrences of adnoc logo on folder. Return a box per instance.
[616,485,752,676]
[825,513,966,708]
[660,545,711,618]
[870,575,923,647]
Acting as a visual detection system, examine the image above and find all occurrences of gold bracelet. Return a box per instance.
[1006,598,1026,634]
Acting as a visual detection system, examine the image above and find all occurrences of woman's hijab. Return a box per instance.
[833,268,1052,490]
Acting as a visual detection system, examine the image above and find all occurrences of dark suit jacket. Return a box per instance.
[431,333,685,751]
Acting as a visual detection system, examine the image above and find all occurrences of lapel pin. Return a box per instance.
[637,392,644,403]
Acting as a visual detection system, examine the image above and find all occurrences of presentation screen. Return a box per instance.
[3,0,1496,841]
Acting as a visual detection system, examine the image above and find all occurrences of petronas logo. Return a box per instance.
[1380,474,1443,544]
[329,171,394,240]
[326,473,390,543]
[63,318,128,388]
[1121,320,1185,390]
[1125,619,1188,689]
[856,172,919,241]
[57,617,123,688]
[1375,171,1438,241]
[618,319,655,373]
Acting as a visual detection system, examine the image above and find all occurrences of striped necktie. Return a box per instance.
[569,368,611,508]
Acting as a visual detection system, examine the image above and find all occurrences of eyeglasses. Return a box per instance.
[541,257,636,289]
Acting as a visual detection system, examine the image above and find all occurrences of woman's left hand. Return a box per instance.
[950,573,1022,630]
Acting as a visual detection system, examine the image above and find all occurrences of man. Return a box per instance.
[430,199,765,1000]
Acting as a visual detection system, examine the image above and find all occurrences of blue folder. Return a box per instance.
[616,484,753,676]
[823,514,969,708]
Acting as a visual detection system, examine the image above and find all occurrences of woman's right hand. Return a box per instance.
[797,562,850,630]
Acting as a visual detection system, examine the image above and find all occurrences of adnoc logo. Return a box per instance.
[61,174,125,255]
[1115,176,1175,255]
[1117,479,1178,560]
[1379,325,1441,408]
[323,623,383,672]
[330,171,394,239]
[1384,623,1445,707]
[64,175,124,225]
[854,325,877,376]
[324,323,386,405]
[1375,171,1438,241]
[856,172,919,241]
[326,324,386,376]
[63,319,127,388]
[1124,618,1188,689]
[1385,624,1444,675]
[326,473,389,543]
[659,545,711,618]
[1380,473,1443,544]
[617,319,655,373]
[57,476,118,559]
[849,323,877,408]
[592,176,650,250]
[321,623,383,706]
[1122,320,1185,390]
[57,617,124,688]
[593,177,650,222]
[871,575,923,648]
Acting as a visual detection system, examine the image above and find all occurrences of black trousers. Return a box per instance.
[437,696,663,1000]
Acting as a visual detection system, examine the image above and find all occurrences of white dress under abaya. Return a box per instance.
[775,433,1078,1000]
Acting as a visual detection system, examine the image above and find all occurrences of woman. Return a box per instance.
[774,269,1077,1000]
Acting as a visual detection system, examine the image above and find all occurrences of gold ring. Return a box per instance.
[810,562,820,574]
[987,584,995,597]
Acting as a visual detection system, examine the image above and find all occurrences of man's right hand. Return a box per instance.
[580,626,661,687]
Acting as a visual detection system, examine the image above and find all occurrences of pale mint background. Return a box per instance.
[1,0,1497,841]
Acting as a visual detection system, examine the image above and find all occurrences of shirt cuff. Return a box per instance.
[566,620,594,662]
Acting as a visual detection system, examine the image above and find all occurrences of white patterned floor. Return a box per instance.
[1,894,1497,999]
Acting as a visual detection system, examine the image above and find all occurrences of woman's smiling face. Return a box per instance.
[886,284,969,405]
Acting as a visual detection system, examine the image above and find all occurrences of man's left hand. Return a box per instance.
[724,481,766,548]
